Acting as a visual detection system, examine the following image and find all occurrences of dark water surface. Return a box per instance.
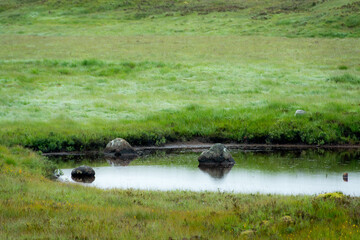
[54,150,360,195]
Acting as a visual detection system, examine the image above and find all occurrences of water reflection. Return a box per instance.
[71,176,95,183]
[54,149,360,195]
[198,166,233,179]
[106,156,137,166]
[58,166,360,196]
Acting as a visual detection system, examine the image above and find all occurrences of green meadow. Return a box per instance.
[0,0,360,151]
[1,0,360,238]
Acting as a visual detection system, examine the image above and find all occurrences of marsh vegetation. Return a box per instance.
[2,146,360,239]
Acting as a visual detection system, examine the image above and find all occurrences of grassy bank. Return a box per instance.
[1,146,360,239]
[0,58,359,151]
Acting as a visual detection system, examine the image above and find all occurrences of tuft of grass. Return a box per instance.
[328,74,360,84]
[338,65,348,70]
[345,15,360,28]
[81,59,103,66]
[0,145,57,177]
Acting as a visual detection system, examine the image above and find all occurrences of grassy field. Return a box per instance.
[1,145,360,239]
[1,0,360,151]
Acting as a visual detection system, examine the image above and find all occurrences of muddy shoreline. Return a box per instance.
[42,142,360,156]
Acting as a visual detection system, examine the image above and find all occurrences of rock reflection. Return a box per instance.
[106,155,137,166]
[71,176,95,183]
[198,165,233,179]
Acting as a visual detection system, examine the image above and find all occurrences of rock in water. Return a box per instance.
[71,166,95,183]
[294,109,306,116]
[71,165,95,178]
[104,138,137,157]
[198,143,235,167]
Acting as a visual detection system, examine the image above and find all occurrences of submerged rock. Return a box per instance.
[104,138,138,158]
[71,165,95,178]
[198,143,235,167]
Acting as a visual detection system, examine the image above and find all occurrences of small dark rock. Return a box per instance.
[53,169,63,178]
[71,165,95,178]
[198,143,235,167]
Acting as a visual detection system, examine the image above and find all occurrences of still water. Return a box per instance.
[55,150,360,196]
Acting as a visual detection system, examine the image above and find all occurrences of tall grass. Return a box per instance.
[328,74,360,84]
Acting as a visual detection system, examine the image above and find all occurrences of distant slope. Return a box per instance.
[2,0,360,15]
[0,0,359,37]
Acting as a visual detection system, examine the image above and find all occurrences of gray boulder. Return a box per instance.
[104,138,137,157]
[198,143,235,167]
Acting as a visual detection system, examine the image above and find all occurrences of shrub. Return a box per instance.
[81,59,103,66]
[338,65,348,70]
[345,15,360,28]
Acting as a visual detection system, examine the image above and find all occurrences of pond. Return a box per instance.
[52,149,360,196]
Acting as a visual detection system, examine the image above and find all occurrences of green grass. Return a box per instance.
[1,0,360,37]
[0,0,359,151]
[328,73,360,84]
[1,1,360,239]
[1,145,360,239]
[0,57,360,151]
